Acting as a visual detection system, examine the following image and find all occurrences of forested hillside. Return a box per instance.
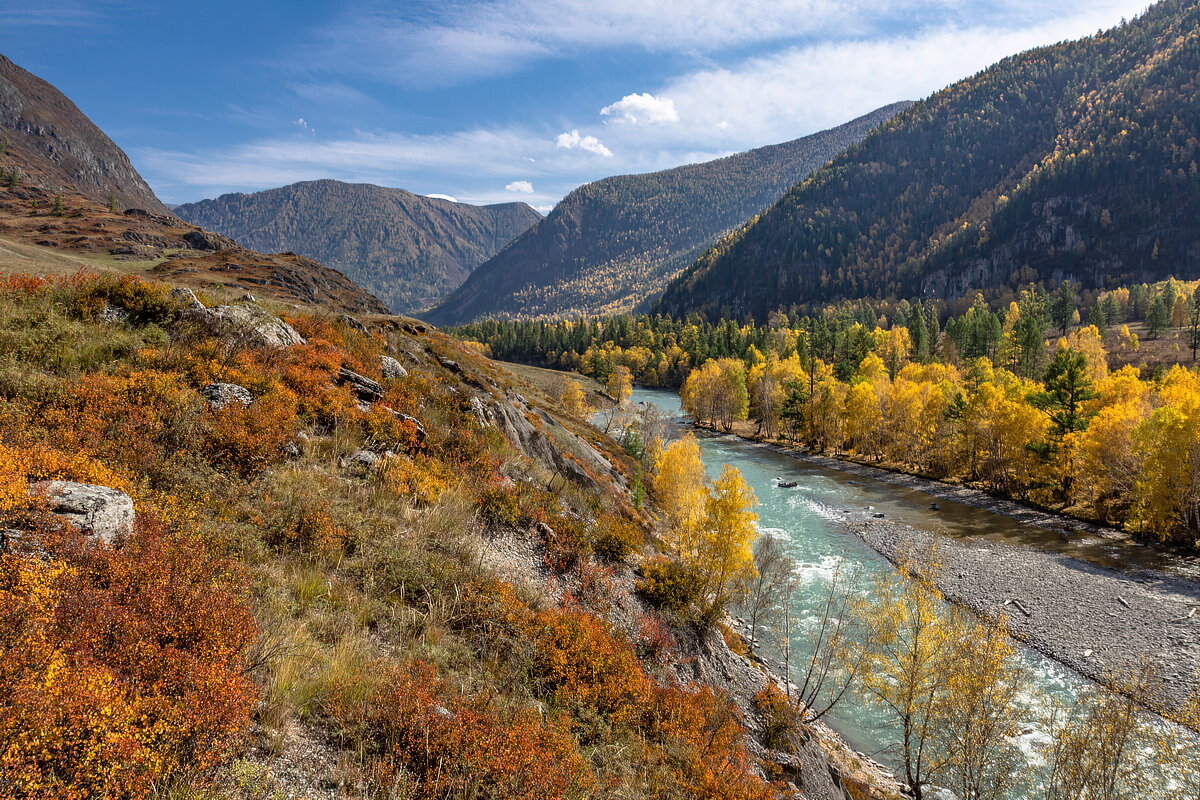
[425,103,911,325]
[175,180,541,313]
[456,276,1200,548]
[656,0,1200,320]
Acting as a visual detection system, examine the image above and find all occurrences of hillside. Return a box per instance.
[655,0,1200,320]
[0,56,386,313]
[175,180,541,313]
[424,103,911,325]
[0,54,170,215]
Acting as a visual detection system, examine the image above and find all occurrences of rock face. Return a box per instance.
[31,481,135,544]
[182,303,306,348]
[337,314,370,336]
[182,229,240,252]
[169,287,205,309]
[203,382,253,409]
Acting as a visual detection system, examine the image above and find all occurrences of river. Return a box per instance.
[619,387,1165,797]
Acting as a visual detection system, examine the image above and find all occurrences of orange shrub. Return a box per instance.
[0,521,259,798]
[648,685,774,800]
[529,608,652,725]
[332,660,594,800]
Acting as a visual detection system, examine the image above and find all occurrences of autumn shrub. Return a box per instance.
[71,272,181,326]
[478,485,524,527]
[646,685,775,800]
[529,607,652,727]
[753,685,803,753]
[0,520,259,798]
[637,555,704,614]
[199,393,298,478]
[378,454,456,506]
[590,513,643,561]
[330,660,594,800]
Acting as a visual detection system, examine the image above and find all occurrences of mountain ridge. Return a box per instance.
[654,0,1200,320]
[0,54,171,215]
[175,179,542,313]
[424,102,912,326]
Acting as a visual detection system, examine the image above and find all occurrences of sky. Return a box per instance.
[0,0,1153,211]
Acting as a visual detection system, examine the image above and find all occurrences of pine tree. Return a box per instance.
[1146,294,1170,339]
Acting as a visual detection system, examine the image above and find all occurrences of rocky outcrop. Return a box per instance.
[338,367,384,403]
[203,382,253,409]
[182,229,240,252]
[182,303,306,348]
[337,314,371,336]
[381,356,407,380]
[30,481,135,544]
[169,287,205,309]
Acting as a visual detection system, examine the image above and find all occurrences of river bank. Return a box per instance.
[849,519,1200,714]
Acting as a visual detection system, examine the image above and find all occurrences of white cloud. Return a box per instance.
[505,180,535,193]
[313,0,1151,86]
[425,193,459,202]
[601,93,679,125]
[555,130,613,158]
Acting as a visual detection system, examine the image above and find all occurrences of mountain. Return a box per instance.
[174,180,541,313]
[0,55,386,313]
[423,103,912,326]
[655,0,1200,321]
[0,54,170,215]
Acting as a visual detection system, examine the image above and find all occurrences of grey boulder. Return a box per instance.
[381,356,408,380]
[181,303,306,348]
[203,382,253,409]
[31,481,135,545]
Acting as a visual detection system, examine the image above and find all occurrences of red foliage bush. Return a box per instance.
[332,660,594,800]
[0,520,258,798]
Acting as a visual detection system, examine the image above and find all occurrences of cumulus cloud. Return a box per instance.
[601,93,679,125]
[555,130,613,158]
[505,180,534,193]
[425,193,459,202]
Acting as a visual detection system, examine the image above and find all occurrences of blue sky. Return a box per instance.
[1,0,1151,211]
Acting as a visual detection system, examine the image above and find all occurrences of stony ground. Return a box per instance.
[851,520,1200,714]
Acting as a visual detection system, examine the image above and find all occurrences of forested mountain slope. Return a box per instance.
[656,0,1200,320]
[425,103,911,325]
[175,180,541,313]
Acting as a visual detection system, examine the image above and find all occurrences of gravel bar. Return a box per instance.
[850,520,1200,713]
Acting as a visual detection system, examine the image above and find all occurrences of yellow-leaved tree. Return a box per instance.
[699,465,759,620]
[653,434,708,559]
[556,375,591,418]
[606,365,633,406]
[652,435,759,621]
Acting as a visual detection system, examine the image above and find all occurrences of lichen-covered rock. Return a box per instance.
[202,382,253,409]
[169,286,205,309]
[381,356,408,380]
[338,366,384,402]
[341,448,380,474]
[181,303,306,348]
[30,481,135,544]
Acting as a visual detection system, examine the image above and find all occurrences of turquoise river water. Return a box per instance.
[618,387,1187,797]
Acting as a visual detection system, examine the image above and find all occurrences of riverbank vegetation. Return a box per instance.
[454,278,1200,547]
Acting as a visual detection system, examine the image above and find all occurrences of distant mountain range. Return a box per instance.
[0,55,386,313]
[175,181,541,313]
[655,0,1200,320]
[423,103,912,326]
